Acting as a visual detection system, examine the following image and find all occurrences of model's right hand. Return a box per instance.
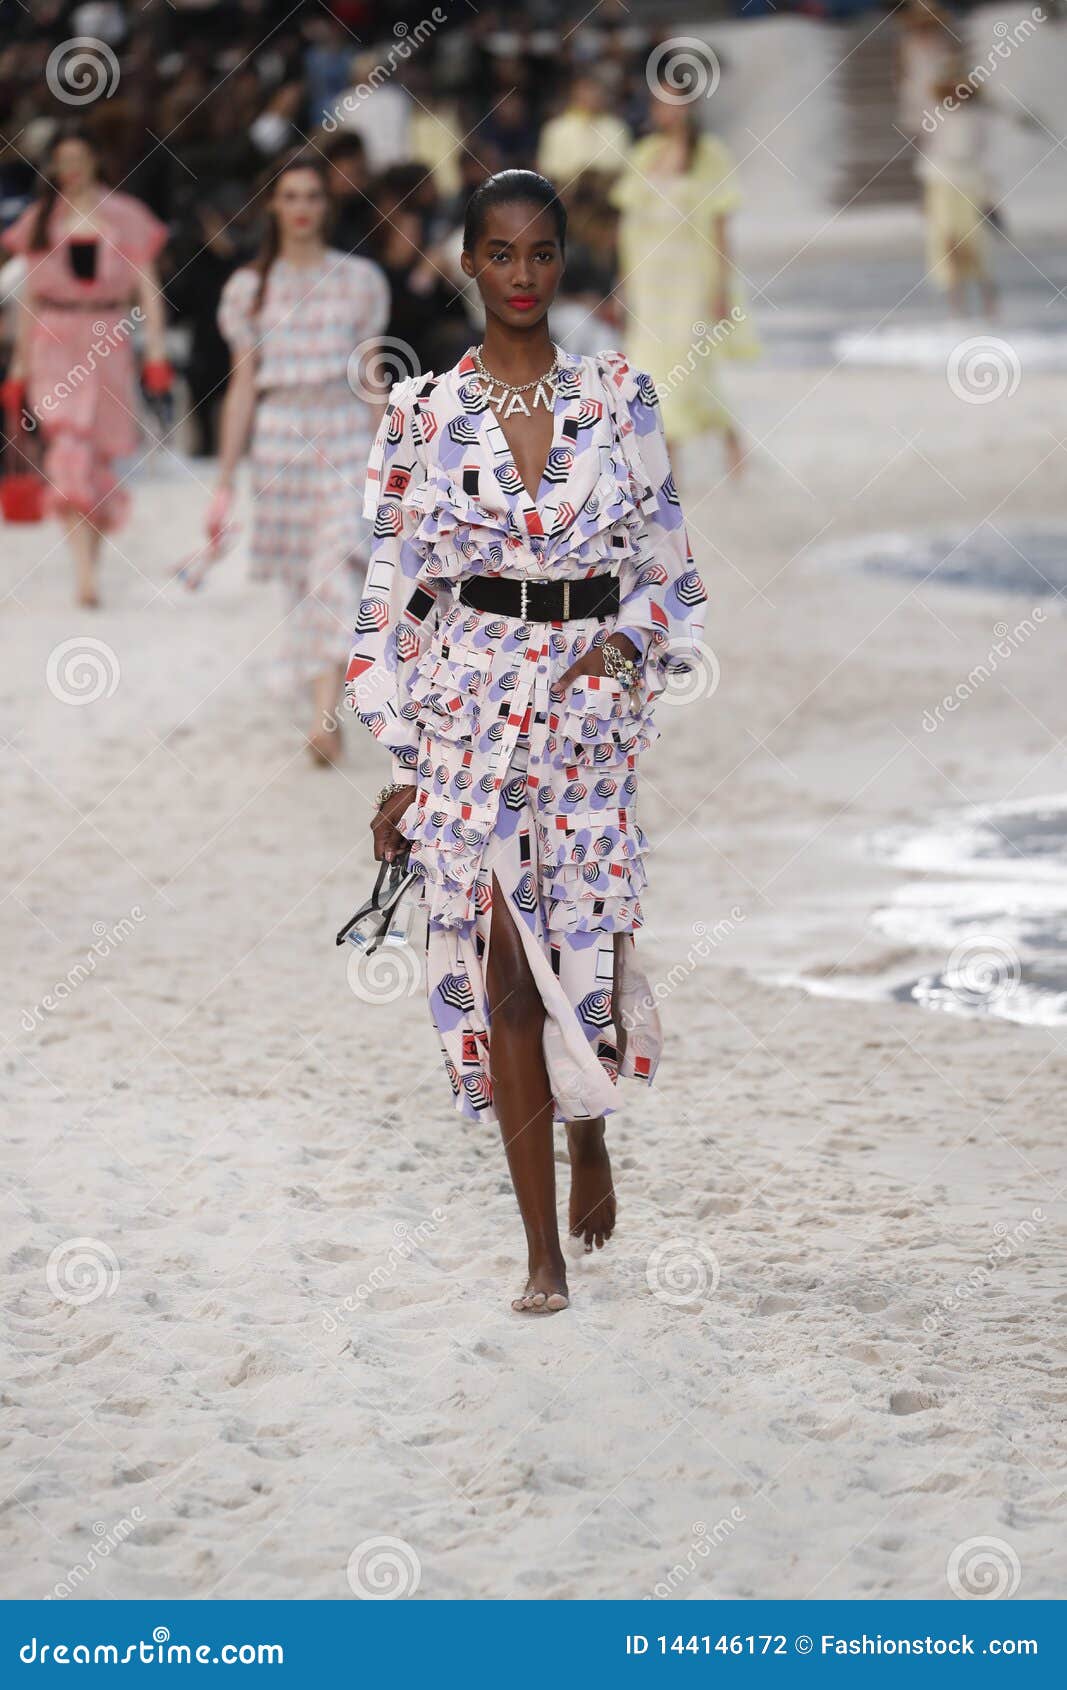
[205,485,233,542]
[371,784,417,862]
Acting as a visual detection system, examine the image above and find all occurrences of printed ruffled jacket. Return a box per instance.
[346,347,708,937]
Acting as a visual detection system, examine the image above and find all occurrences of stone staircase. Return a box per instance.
[831,14,921,208]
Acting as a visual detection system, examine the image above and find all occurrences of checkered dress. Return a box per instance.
[218,252,389,688]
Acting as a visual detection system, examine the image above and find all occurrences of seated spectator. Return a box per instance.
[370,166,472,377]
[322,132,376,256]
[476,89,539,174]
[335,51,411,170]
[537,70,631,186]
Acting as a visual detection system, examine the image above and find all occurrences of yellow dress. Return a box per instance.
[610,134,759,443]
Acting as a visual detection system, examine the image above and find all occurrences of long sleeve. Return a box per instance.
[345,376,438,781]
[598,352,707,683]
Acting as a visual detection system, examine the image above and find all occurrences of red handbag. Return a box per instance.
[1,381,45,522]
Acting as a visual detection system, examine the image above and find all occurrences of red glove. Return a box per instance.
[2,375,27,413]
[142,359,174,396]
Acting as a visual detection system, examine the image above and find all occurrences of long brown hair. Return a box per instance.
[252,148,334,313]
[28,124,108,252]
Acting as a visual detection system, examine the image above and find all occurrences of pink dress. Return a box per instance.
[2,191,167,532]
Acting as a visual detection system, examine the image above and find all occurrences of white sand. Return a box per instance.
[2,350,1066,1602]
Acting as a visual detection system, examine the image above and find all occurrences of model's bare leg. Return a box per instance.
[486,872,568,1312]
[63,509,102,608]
[308,661,345,764]
[723,425,745,477]
[566,933,624,1250]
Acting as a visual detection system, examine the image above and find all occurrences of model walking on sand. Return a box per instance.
[2,126,170,608]
[347,170,706,1313]
[212,150,389,763]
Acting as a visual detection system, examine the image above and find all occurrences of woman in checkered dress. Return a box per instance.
[213,151,389,762]
[349,172,707,1313]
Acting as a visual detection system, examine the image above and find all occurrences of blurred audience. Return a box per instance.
[1,0,759,443]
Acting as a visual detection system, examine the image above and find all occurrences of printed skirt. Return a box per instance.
[249,382,376,687]
[403,602,664,1124]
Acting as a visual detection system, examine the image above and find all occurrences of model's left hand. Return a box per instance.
[557,633,639,693]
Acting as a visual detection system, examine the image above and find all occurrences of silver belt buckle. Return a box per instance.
[562,580,571,619]
[520,579,529,622]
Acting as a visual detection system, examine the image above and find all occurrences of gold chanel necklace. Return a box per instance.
[472,344,562,417]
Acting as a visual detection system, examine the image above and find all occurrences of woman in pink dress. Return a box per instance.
[2,127,170,607]
[212,150,390,763]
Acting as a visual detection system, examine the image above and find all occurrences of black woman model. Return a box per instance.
[347,170,707,1313]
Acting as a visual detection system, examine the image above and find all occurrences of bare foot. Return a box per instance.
[567,1118,616,1252]
[76,590,100,610]
[512,1251,569,1313]
[307,722,342,765]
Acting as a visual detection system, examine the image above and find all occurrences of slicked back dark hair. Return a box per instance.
[462,169,566,254]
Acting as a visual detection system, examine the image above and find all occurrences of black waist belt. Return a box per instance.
[458,572,619,623]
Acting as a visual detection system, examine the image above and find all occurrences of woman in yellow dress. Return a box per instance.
[610,92,758,474]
